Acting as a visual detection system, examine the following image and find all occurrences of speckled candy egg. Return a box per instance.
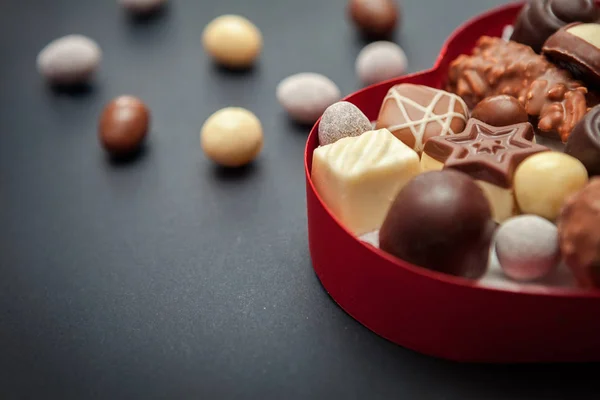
[495,215,560,281]
[37,35,102,85]
[276,73,341,125]
[318,101,372,145]
[356,41,407,86]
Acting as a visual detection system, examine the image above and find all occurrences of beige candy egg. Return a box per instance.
[514,152,588,221]
[201,107,263,167]
[202,15,262,69]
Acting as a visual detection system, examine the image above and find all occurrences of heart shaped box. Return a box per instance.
[305,1,600,363]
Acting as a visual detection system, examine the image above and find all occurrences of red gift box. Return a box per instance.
[305,2,600,363]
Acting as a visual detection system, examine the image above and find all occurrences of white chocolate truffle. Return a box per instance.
[37,35,101,85]
[495,215,560,282]
[202,15,262,69]
[318,101,372,146]
[201,107,263,167]
[118,0,167,14]
[514,152,588,221]
[277,73,342,125]
[356,41,407,86]
[311,128,420,236]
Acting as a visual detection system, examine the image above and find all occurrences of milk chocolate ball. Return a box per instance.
[379,170,495,279]
[99,96,150,157]
[471,95,528,127]
[348,0,399,38]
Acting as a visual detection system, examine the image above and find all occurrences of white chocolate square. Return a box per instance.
[311,128,420,236]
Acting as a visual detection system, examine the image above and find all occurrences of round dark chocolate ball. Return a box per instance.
[99,95,150,157]
[471,95,529,127]
[379,170,495,279]
[348,0,399,38]
[565,104,600,176]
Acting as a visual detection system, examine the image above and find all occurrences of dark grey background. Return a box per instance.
[0,0,594,398]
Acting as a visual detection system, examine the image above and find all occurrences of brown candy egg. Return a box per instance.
[348,0,399,38]
[99,96,150,157]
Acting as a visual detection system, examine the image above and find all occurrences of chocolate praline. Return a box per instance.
[471,95,529,127]
[557,177,600,289]
[565,105,600,176]
[510,0,600,53]
[379,170,495,279]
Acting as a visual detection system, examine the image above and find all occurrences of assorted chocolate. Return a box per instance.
[348,0,399,39]
[543,22,600,87]
[510,0,600,53]
[375,84,469,153]
[312,1,600,290]
[99,95,150,157]
[379,170,494,279]
[422,119,549,223]
[312,128,420,236]
[558,178,600,289]
[447,36,589,142]
[565,105,600,176]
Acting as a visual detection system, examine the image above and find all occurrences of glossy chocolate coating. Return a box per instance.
[424,119,548,188]
[471,95,528,127]
[379,170,495,279]
[543,22,600,87]
[348,0,398,38]
[565,105,600,176]
[447,36,589,142]
[557,177,600,289]
[99,96,149,156]
[510,0,600,53]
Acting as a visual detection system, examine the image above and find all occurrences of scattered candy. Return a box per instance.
[514,152,588,221]
[565,105,600,176]
[277,73,341,125]
[379,170,495,279]
[118,0,167,14]
[312,129,420,236]
[355,41,407,86]
[543,22,600,87]
[421,120,548,223]
[471,95,528,127]
[200,107,263,167]
[348,0,399,38]
[558,177,600,289]
[375,84,468,153]
[202,15,262,69]
[99,96,150,157]
[37,35,101,86]
[495,215,560,282]
[318,101,371,146]
[510,0,599,53]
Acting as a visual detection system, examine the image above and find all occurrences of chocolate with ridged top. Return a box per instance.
[379,170,495,279]
[510,0,600,53]
[565,105,600,176]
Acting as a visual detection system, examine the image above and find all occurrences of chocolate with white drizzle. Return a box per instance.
[375,84,469,153]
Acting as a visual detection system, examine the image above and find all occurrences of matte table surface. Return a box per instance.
[0,0,595,398]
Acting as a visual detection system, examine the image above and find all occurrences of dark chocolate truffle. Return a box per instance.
[348,0,398,38]
[510,0,600,53]
[471,95,529,127]
[379,170,495,279]
[543,22,600,87]
[557,177,600,289]
[565,105,600,176]
[99,95,150,157]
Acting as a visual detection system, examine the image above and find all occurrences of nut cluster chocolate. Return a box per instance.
[447,36,589,142]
